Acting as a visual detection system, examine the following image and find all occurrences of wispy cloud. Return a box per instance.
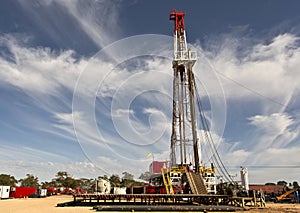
[1,31,300,182]
[198,34,300,103]
[0,35,85,95]
[18,0,121,49]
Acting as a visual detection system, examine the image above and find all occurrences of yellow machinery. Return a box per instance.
[276,188,298,202]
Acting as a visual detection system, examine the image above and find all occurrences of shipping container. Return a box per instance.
[10,187,36,198]
[0,186,10,199]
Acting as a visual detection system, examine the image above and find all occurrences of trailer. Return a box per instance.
[10,186,36,198]
[0,186,10,199]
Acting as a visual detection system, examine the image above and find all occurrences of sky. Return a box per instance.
[0,0,300,184]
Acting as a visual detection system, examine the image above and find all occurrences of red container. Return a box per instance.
[10,187,37,198]
[146,185,156,194]
[149,161,169,174]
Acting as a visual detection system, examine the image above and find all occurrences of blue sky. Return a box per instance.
[0,0,300,184]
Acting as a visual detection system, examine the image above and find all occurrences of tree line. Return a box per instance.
[2,172,297,192]
[265,180,299,189]
[0,171,150,193]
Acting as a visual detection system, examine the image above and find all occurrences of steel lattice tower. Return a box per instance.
[169,10,200,173]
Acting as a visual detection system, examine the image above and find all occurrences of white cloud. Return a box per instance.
[248,113,298,151]
[198,33,300,110]
[248,146,300,183]
[18,0,121,48]
[224,149,251,167]
[0,35,86,95]
[113,109,134,117]
[249,113,293,135]
[56,0,121,47]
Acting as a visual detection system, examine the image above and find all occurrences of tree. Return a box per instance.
[265,183,276,186]
[53,171,79,189]
[0,174,18,186]
[41,181,53,188]
[98,175,109,180]
[293,181,299,189]
[64,177,78,189]
[277,180,288,186]
[109,174,121,186]
[19,174,39,188]
[121,172,134,187]
[122,172,134,181]
[55,171,69,186]
[109,174,121,187]
[139,171,151,181]
[77,178,95,193]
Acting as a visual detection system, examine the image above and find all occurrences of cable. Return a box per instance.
[194,79,234,183]
[228,165,300,169]
[215,70,287,107]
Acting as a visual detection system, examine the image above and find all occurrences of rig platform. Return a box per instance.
[57,193,248,212]
[71,193,230,205]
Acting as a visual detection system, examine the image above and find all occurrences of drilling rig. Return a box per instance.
[149,10,217,195]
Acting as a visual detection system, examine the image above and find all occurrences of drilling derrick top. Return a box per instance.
[169,10,185,36]
[169,10,196,64]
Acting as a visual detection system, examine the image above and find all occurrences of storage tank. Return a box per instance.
[95,179,111,194]
[240,167,249,191]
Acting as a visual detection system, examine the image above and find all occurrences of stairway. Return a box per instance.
[161,168,174,195]
[186,169,207,194]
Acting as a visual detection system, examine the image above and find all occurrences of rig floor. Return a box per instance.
[72,193,229,205]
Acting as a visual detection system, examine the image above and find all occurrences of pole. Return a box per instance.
[152,153,154,174]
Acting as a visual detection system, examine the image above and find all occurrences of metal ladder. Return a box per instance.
[161,168,174,194]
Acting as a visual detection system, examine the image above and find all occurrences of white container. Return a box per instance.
[40,189,47,197]
[0,186,10,199]
[113,187,126,195]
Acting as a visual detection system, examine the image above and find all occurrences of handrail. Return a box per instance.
[167,172,174,194]
[161,168,170,194]
[174,50,197,61]
[161,168,174,195]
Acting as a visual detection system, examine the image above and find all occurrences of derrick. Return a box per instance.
[169,10,199,172]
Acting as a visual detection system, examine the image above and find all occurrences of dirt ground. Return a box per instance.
[238,203,300,213]
[0,195,91,213]
[0,195,300,213]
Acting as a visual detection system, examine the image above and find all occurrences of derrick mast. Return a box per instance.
[169,10,200,173]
